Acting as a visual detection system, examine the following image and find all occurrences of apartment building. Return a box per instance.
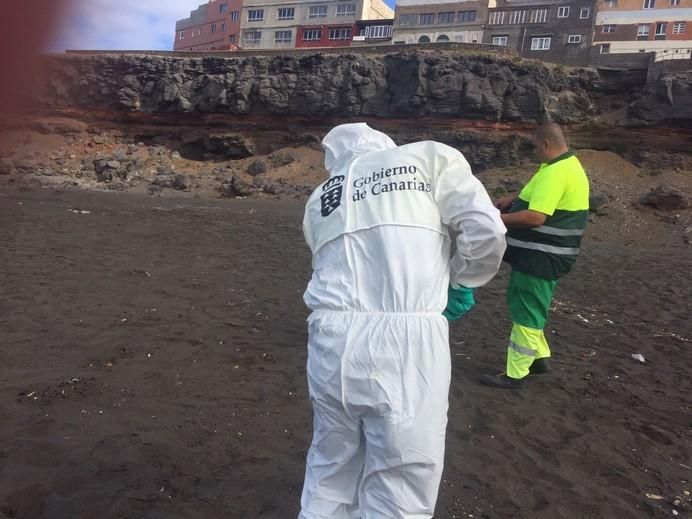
[174,0,243,50]
[239,0,393,49]
[483,0,595,65]
[592,0,692,54]
[392,0,487,44]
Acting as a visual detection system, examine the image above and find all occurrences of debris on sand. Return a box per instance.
[640,186,689,211]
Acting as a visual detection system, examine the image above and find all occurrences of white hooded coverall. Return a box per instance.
[300,123,506,518]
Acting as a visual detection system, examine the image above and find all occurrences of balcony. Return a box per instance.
[654,48,692,62]
[355,25,393,40]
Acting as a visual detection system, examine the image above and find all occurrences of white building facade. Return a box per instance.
[392,0,487,44]
[239,0,393,49]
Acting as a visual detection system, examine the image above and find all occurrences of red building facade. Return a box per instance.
[174,0,243,50]
[294,24,357,48]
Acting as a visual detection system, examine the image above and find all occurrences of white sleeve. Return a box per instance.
[302,200,315,254]
[433,145,507,288]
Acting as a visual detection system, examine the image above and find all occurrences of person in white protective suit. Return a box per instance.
[299,123,507,519]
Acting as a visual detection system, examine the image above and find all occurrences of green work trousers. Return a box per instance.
[506,270,557,379]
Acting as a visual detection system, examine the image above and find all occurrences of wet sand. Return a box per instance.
[1,188,690,518]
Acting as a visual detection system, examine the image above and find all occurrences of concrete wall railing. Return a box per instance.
[63,42,516,59]
[588,51,652,69]
[654,48,692,63]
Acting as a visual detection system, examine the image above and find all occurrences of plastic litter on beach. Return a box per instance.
[653,332,691,343]
[631,353,646,363]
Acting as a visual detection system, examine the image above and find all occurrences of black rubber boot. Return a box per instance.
[529,358,550,375]
[479,373,525,389]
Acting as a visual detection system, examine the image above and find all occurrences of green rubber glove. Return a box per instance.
[443,285,475,321]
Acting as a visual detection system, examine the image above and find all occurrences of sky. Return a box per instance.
[52,1,207,51]
[51,0,397,52]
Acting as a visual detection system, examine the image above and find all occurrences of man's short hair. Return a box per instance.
[535,122,567,148]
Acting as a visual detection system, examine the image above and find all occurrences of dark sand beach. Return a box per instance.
[1,187,690,518]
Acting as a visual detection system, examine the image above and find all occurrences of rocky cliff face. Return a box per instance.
[630,70,692,127]
[40,51,615,125]
[39,50,692,128]
[2,49,690,211]
[35,49,692,130]
[1,48,687,197]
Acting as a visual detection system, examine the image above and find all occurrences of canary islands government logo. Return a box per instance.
[320,175,344,217]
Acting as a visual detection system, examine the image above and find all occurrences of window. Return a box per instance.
[600,43,610,53]
[509,10,527,24]
[643,0,655,8]
[605,0,617,6]
[329,27,352,40]
[637,23,650,39]
[492,35,508,46]
[303,28,322,41]
[489,11,506,24]
[366,25,393,38]
[437,34,450,41]
[438,12,455,23]
[655,22,667,38]
[567,34,582,43]
[197,28,202,36]
[211,23,217,33]
[309,6,328,18]
[673,21,686,33]
[244,30,261,44]
[336,3,356,16]
[275,30,292,43]
[671,0,680,5]
[248,9,264,21]
[557,6,570,17]
[602,24,616,33]
[580,7,590,18]
[420,13,435,24]
[418,35,431,43]
[229,34,236,43]
[277,7,294,20]
[230,11,239,21]
[530,8,548,23]
[530,36,551,50]
[219,3,228,13]
[458,10,476,23]
[221,23,226,32]
[399,14,417,25]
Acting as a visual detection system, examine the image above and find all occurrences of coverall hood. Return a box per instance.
[322,123,397,172]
